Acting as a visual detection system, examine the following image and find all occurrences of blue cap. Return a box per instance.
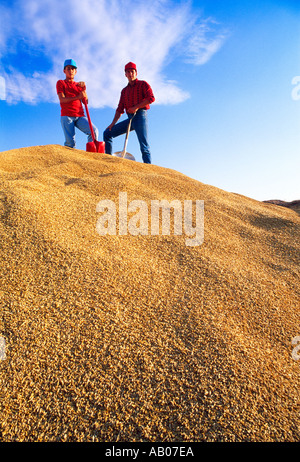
[64,59,77,69]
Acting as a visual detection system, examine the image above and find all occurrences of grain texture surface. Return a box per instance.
[0,145,299,442]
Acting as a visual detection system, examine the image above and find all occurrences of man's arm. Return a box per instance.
[106,110,122,131]
[58,89,87,104]
[127,98,151,114]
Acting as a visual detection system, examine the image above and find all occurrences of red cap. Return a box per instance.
[125,62,137,71]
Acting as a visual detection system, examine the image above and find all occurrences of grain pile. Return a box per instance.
[0,144,299,442]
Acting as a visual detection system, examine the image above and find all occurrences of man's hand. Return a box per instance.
[106,122,115,131]
[79,90,88,103]
[127,99,150,114]
[78,82,87,102]
[127,107,137,114]
[106,110,122,131]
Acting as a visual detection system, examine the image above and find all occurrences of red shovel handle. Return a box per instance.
[82,98,96,143]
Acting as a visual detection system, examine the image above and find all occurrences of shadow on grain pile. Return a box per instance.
[0,145,299,442]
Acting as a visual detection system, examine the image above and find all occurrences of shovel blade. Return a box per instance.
[86,141,105,153]
[112,151,135,161]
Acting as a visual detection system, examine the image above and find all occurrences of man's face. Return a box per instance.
[125,68,137,83]
[64,66,77,80]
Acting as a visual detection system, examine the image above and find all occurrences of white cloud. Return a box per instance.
[0,0,228,107]
[0,76,5,100]
[183,17,228,66]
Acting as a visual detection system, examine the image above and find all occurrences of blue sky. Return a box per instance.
[0,0,300,201]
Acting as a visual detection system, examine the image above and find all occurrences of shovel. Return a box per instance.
[82,98,105,153]
[112,113,136,161]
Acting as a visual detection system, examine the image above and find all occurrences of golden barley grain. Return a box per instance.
[0,145,299,442]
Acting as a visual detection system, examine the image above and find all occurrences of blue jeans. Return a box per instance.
[61,116,99,148]
[103,109,151,163]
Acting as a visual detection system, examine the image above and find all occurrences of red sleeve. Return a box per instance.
[56,80,65,94]
[143,81,155,104]
[116,88,126,114]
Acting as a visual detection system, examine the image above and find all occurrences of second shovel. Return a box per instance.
[112,113,136,161]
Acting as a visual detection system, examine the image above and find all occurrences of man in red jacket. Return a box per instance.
[56,59,98,148]
[104,62,155,163]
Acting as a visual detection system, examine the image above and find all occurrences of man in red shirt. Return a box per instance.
[56,59,98,148]
[104,62,155,163]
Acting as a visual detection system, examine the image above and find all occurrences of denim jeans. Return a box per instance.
[103,109,151,163]
[61,116,99,148]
